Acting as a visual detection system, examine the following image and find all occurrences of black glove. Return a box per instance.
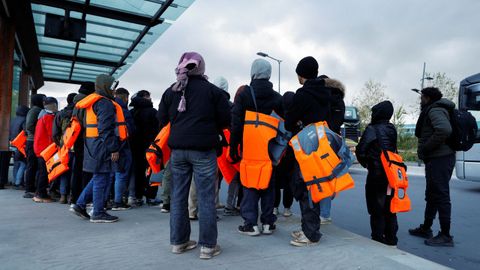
[229,144,241,164]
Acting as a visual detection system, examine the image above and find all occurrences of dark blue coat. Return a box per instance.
[83,93,120,174]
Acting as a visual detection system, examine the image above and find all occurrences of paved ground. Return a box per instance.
[0,185,450,270]
[322,164,480,270]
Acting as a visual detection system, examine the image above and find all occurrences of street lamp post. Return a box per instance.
[420,62,434,90]
[257,52,282,94]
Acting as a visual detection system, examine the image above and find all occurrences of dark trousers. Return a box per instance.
[0,151,11,185]
[274,185,293,208]
[133,151,157,200]
[70,151,92,204]
[293,162,321,242]
[240,179,277,227]
[25,141,37,193]
[424,154,455,233]
[35,157,49,198]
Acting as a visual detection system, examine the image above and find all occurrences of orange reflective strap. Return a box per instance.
[10,130,27,157]
[240,111,279,190]
[380,150,411,213]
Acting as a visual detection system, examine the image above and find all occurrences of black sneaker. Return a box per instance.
[90,212,119,223]
[161,203,170,213]
[223,207,240,216]
[105,200,113,210]
[425,232,454,247]
[71,204,90,220]
[112,202,131,211]
[238,225,261,236]
[147,198,162,206]
[409,225,433,239]
[23,192,35,198]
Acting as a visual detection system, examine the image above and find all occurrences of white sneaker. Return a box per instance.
[290,231,319,247]
[273,207,279,215]
[199,245,221,259]
[171,240,197,254]
[283,208,292,217]
[262,224,276,235]
[320,217,332,225]
[238,225,261,236]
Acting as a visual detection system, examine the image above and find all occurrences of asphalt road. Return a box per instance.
[259,168,480,270]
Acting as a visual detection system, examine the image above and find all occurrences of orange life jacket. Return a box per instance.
[240,110,280,190]
[75,93,128,141]
[380,150,412,213]
[62,117,82,149]
[290,121,355,203]
[217,129,240,184]
[10,130,27,157]
[39,142,69,182]
[45,146,70,183]
[146,123,171,174]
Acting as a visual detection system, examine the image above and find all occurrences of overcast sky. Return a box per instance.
[41,0,480,123]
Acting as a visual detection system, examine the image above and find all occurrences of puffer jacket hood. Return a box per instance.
[324,78,345,98]
[130,96,154,109]
[31,94,45,108]
[251,59,272,80]
[371,100,394,124]
[16,105,29,117]
[95,74,115,99]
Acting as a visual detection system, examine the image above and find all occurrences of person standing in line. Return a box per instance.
[23,94,46,198]
[409,87,456,247]
[32,97,58,203]
[157,52,230,259]
[9,105,30,189]
[356,101,399,246]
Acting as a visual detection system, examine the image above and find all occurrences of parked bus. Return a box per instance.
[342,106,361,142]
[456,73,480,182]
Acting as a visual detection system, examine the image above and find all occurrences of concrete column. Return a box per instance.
[0,16,15,150]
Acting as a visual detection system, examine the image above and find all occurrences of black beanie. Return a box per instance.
[296,56,318,79]
[79,81,95,95]
[67,93,77,104]
[421,87,443,102]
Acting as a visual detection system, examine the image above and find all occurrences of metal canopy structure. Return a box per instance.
[30,0,194,84]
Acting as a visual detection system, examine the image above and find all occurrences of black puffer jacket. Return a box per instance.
[9,105,29,140]
[284,78,332,134]
[230,79,283,149]
[130,96,159,152]
[327,78,346,134]
[157,75,231,150]
[356,101,397,185]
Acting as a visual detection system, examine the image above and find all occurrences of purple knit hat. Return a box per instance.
[172,52,207,112]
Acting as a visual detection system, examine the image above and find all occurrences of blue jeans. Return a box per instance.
[59,152,74,196]
[170,149,218,248]
[240,180,277,227]
[320,196,332,218]
[14,160,26,186]
[76,173,110,216]
[114,152,132,203]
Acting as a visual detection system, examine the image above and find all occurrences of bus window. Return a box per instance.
[466,83,480,110]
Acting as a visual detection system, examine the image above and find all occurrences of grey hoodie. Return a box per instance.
[417,98,456,160]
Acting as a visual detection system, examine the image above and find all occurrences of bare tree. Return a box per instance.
[426,72,458,105]
[353,79,388,130]
[392,102,407,132]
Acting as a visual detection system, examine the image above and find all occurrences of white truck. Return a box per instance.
[455,73,480,182]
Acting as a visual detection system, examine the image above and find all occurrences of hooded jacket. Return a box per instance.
[130,96,158,152]
[415,98,455,160]
[82,84,121,173]
[9,105,29,141]
[25,94,45,141]
[284,77,333,134]
[33,109,56,157]
[230,79,283,149]
[157,75,231,150]
[52,102,75,146]
[356,101,397,178]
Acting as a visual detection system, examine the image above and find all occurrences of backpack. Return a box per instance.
[448,109,478,151]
